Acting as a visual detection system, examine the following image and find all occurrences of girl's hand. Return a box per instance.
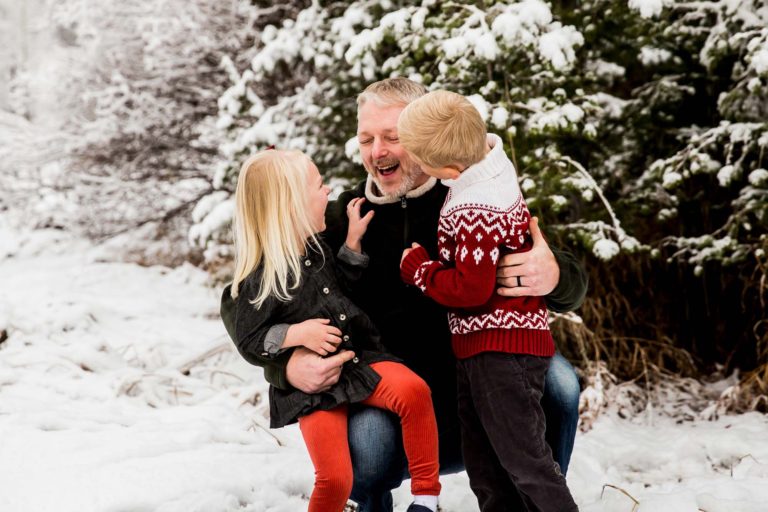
[345,197,374,253]
[285,319,342,356]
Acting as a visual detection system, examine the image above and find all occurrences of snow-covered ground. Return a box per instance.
[1,223,767,512]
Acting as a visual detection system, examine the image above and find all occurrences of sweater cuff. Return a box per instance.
[400,246,431,285]
[338,244,370,268]
[264,323,291,354]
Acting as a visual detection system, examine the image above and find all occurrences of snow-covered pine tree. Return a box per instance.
[193,0,767,396]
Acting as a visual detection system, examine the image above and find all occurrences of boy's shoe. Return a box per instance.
[405,504,435,512]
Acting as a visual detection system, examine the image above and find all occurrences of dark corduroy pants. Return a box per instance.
[457,353,579,512]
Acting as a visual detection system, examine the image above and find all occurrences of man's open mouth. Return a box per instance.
[376,162,399,176]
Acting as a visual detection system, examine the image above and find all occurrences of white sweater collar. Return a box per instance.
[440,134,513,194]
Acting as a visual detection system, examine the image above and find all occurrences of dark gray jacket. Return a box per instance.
[228,239,398,428]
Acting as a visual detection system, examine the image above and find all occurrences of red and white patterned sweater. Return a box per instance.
[400,134,554,360]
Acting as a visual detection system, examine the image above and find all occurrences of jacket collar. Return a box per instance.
[364,175,439,205]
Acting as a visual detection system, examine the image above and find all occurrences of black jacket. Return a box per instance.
[227,239,398,428]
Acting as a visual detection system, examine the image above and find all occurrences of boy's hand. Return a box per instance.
[285,319,342,356]
[345,197,374,253]
[401,242,422,266]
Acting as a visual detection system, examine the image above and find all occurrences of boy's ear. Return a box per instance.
[444,165,463,178]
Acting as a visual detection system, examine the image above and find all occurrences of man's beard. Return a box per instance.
[367,158,424,200]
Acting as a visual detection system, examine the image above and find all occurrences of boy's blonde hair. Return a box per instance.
[230,149,320,307]
[397,90,487,170]
[356,76,428,111]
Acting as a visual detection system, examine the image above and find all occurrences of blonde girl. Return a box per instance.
[228,149,441,512]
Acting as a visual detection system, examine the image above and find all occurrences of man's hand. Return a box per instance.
[496,217,559,297]
[346,197,374,253]
[401,242,421,266]
[286,347,356,393]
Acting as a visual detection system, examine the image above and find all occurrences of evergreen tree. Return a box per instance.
[193,0,767,395]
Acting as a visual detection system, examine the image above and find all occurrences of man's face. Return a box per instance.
[356,100,427,198]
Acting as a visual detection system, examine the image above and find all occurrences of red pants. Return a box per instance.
[298,361,441,512]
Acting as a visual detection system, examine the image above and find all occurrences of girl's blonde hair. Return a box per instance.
[230,149,320,308]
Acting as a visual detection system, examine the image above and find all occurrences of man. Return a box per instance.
[221,78,587,512]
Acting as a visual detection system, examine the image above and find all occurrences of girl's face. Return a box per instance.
[306,161,331,233]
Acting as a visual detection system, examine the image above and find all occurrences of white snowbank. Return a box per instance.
[1,222,767,512]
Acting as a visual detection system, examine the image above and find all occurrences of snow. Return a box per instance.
[474,32,501,61]
[526,102,585,133]
[550,195,568,210]
[189,197,235,248]
[628,0,667,19]
[2,221,768,512]
[587,59,626,80]
[752,43,768,75]
[441,35,469,61]
[344,136,363,165]
[639,46,673,66]
[663,170,684,189]
[748,168,768,186]
[466,94,490,122]
[717,164,738,187]
[491,106,509,130]
[492,0,553,46]
[592,238,621,260]
[538,24,584,70]
[410,7,429,32]
[380,9,410,37]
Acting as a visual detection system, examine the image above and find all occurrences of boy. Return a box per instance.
[398,90,579,512]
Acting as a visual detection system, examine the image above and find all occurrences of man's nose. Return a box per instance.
[372,139,388,160]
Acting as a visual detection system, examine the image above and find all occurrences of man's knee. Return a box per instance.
[545,352,580,411]
[348,407,404,484]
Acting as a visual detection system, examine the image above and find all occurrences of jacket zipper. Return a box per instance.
[401,196,410,248]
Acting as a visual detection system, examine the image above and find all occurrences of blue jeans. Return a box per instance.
[541,352,580,475]
[348,352,580,512]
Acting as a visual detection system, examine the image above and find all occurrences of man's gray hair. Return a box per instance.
[356,77,428,110]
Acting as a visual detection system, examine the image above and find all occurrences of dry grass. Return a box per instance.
[549,244,768,424]
[549,240,768,417]
[551,312,698,381]
[718,243,768,413]
[715,362,768,414]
